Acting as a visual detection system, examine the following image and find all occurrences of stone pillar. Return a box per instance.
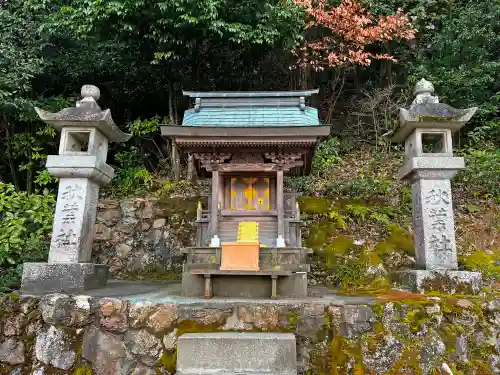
[393,78,482,293]
[21,85,131,294]
[412,179,458,269]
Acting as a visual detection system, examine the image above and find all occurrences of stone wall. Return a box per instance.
[93,198,196,277]
[1,293,500,374]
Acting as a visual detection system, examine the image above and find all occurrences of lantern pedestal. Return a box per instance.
[21,263,108,294]
[397,270,482,294]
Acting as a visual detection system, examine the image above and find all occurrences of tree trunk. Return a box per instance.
[2,116,20,190]
[168,79,180,180]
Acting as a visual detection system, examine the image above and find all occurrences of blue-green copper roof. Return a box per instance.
[181,89,321,127]
[182,107,320,127]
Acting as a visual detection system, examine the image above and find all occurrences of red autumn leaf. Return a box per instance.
[292,0,416,69]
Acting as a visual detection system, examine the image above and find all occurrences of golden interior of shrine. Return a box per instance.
[226,177,274,212]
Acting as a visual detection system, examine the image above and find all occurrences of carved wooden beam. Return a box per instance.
[218,163,278,172]
[263,152,305,171]
[193,152,232,171]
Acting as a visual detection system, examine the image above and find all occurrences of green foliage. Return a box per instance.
[29,0,303,64]
[457,148,500,200]
[104,116,169,198]
[462,251,500,281]
[326,176,391,201]
[406,0,500,109]
[104,145,154,198]
[345,204,371,222]
[0,183,55,292]
[312,137,341,174]
[324,261,367,289]
[285,176,313,194]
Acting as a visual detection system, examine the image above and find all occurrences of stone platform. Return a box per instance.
[21,279,374,305]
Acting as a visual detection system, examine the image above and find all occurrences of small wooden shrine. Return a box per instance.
[162,90,329,298]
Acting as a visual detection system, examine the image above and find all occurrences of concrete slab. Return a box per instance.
[177,332,297,375]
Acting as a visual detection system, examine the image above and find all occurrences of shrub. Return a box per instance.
[312,136,341,173]
[325,175,391,201]
[0,183,55,291]
[104,145,154,198]
[457,148,500,201]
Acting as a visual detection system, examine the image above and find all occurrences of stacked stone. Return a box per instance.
[2,293,500,374]
[93,198,189,276]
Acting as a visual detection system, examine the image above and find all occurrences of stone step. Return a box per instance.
[176,332,297,375]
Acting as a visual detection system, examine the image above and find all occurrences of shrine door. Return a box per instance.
[230,177,270,211]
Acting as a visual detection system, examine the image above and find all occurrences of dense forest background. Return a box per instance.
[0,0,499,291]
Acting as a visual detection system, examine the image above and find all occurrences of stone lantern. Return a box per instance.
[392,78,482,292]
[21,85,131,294]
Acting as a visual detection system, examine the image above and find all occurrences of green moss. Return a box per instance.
[305,220,337,251]
[420,273,474,294]
[360,249,382,265]
[297,196,332,214]
[176,320,223,336]
[159,350,177,373]
[324,261,367,289]
[386,224,414,255]
[73,365,93,375]
[330,334,349,375]
[462,251,500,279]
[8,293,20,302]
[324,236,354,257]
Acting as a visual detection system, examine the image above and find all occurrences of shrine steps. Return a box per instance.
[218,217,278,247]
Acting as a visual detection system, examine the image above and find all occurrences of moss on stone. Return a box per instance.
[305,220,337,251]
[158,350,177,373]
[385,224,414,255]
[462,250,500,279]
[360,249,382,265]
[73,365,93,375]
[420,274,475,294]
[175,320,223,336]
[8,293,20,303]
[297,196,332,215]
[324,236,354,257]
[330,334,349,375]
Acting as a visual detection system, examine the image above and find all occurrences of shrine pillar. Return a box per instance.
[276,166,284,240]
[21,85,131,294]
[210,165,220,239]
[393,79,482,293]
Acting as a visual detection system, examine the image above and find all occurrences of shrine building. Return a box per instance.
[161,90,329,298]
